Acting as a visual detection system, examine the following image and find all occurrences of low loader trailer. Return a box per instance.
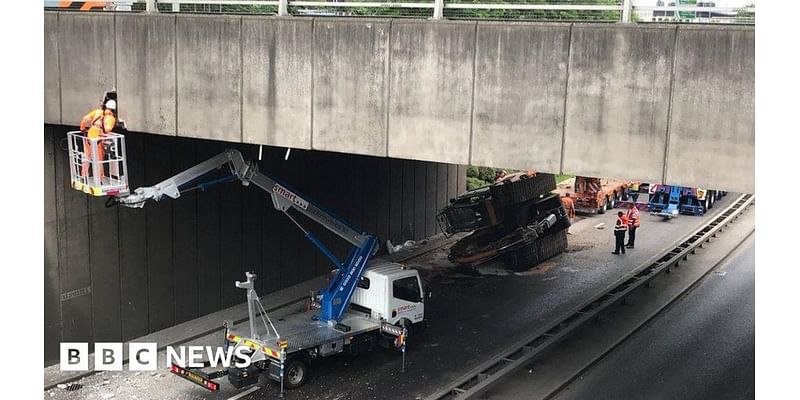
[560,176,635,215]
[648,184,727,219]
[70,139,427,393]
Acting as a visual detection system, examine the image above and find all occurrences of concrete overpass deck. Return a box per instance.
[44,12,754,193]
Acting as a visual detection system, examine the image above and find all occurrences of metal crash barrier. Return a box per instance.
[67,131,129,197]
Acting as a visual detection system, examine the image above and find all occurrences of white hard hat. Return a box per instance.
[105,99,117,111]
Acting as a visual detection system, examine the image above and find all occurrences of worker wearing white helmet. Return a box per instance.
[79,97,118,179]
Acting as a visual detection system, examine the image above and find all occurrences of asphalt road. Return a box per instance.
[43,194,740,400]
[552,235,755,400]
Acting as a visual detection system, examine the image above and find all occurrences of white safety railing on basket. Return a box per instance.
[44,1,755,24]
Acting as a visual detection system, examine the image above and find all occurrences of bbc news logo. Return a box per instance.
[60,343,252,371]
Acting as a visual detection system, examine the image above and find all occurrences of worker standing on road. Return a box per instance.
[612,211,628,255]
[79,99,117,180]
[562,193,576,234]
[625,203,640,249]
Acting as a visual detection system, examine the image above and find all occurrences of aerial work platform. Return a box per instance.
[67,131,129,197]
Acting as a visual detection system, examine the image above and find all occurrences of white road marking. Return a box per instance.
[227,385,260,400]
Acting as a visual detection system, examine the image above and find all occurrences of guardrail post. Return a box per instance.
[278,0,289,16]
[146,0,157,13]
[621,0,632,22]
[172,2,180,12]
[433,0,444,20]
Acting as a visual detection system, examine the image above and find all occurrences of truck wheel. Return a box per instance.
[709,192,716,209]
[607,195,615,210]
[597,199,606,214]
[284,358,309,389]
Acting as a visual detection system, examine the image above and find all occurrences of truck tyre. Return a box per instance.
[607,195,615,210]
[709,192,715,209]
[284,357,309,389]
[597,199,606,214]
[491,173,556,207]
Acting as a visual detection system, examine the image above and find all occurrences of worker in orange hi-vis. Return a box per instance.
[612,211,628,255]
[79,99,117,181]
[625,203,641,249]
[561,193,576,234]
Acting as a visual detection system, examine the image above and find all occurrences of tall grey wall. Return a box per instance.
[44,125,465,365]
[44,12,754,193]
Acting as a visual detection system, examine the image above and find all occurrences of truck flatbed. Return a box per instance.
[229,309,382,357]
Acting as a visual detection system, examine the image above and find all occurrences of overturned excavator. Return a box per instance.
[437,172,570,271]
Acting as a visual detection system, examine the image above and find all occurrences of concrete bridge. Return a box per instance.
[44,11,754,193]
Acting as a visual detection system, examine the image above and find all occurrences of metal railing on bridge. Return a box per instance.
[45,1,756,24]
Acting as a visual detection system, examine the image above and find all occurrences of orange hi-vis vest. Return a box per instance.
[615,217,628,232]
[80,109,116,139]
[626,208,641,227]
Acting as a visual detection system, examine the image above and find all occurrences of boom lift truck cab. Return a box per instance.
[73,148,428,392]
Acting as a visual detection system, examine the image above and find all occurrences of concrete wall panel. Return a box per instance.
[58,13,115,125]
[89,196,121,343]
[116,14,177,135]
[118,134,149,341]
[171,138,199,324]
[665,27,754,193]
[177,15,241,142]
[313,19,389,156]
[45,12,61,124]
[471,23,570,173]
[242,17,312,148]
[144,135,175,332]
[563,25,675,183]
[388,21,476,165]
[44,128,61,362]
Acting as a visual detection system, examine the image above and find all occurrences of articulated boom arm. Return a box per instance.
[116,149,378,323]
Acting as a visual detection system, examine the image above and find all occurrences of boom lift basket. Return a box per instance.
[67,131,129,197]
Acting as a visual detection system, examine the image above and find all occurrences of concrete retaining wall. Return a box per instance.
[43,125,464,364]
[44,12,755,193]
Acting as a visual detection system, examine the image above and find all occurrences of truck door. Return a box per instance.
[390,276,425,324]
